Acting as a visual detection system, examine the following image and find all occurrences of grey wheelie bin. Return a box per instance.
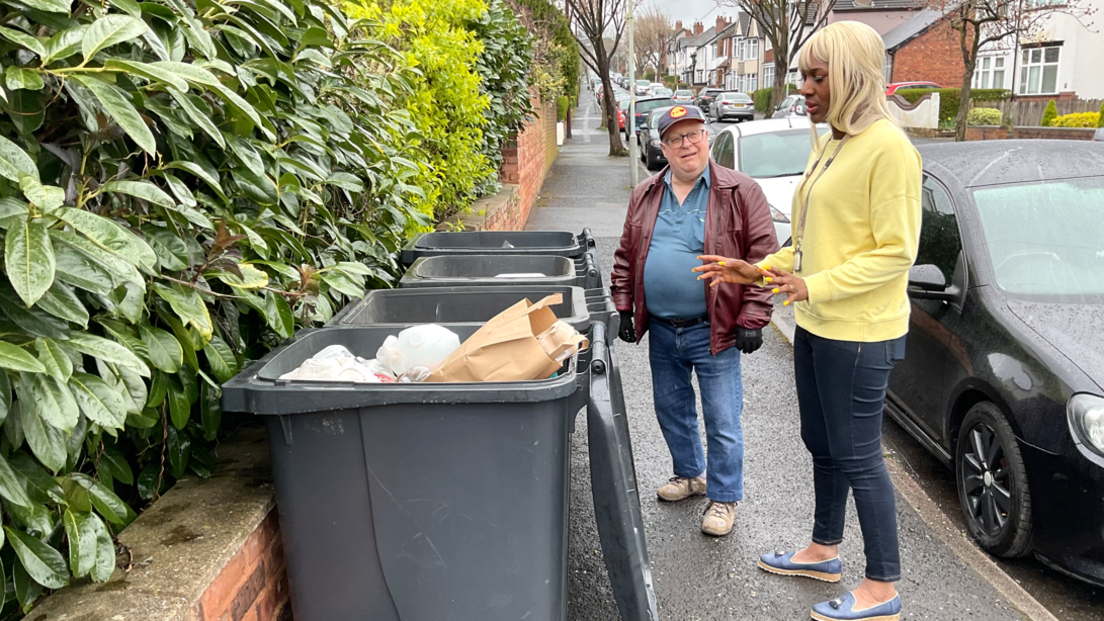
[221,324,590,621]
[400,252,603,290]
[401,228,596,266]
[326,285,618,337]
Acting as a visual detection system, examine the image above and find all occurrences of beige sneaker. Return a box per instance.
[701,500,737,537]
[657,476,707,502]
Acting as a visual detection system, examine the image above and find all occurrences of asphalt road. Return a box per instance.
[527,98,1100,620]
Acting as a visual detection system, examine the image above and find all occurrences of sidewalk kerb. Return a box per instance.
[770,316,1059,621]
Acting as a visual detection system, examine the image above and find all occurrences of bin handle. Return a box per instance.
[586,323,658,621]
[581,227,597,250]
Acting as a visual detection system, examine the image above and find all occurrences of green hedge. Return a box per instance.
[663,75,679,90]
[1041,100,1059,126]
[895,88,1010,123]
[753,88,774,113]
[967,108,1004,126]
[557,96,570,121]
[0,0,534,611]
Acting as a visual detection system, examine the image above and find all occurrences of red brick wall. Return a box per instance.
[966,125,1096,141]
[891,20,967,88]
[498,95,559,231]
[196,510,289,621]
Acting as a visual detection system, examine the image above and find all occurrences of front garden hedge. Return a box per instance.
[0,0,476,612]
[895,88,1010,124]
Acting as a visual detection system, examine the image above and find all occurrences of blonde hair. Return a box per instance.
[798,21,896,138]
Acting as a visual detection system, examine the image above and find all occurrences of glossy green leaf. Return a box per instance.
[83,476,136,525]
[36,338,73,381]
[140,325,182,373]
[147,371,168,408]
[10,451,65,504]
[202,336,237,384]
[64,510,98,578]
[82,15,149,62]
[56,208,158,272]
[4,401,25,449]
[167,88,226,148]
[19,371,79,432]
[13,556,44,613]
[167,378,191,429]
[69,372,128,429]
[5,67,44,91]
[264,290,294,338]
[0,450,34,508]
[62,476,93,512]
[0,342,46,373]
[0,370,10,427]
[53,240,116,295]
[19,176,64,212]
[153,283,213,341]
[50,228,144,287]
[71,75,157,155]
[0,288,70,340]
[91,512,115,581]
[36,281,90,327]
[137,463,166,500]
[200,380,220,441]
[105,59,189,91]
[20,394,68,472]
[5,526,70,589]
[100,180,175,208]
[0,26,47,58]
[18,0,70,13]
[41,25,87,64]
[0,136,38,184]
[65,332,150,377]
[100,445,134,486]
[5,215,56,307]
[166,425,190,477]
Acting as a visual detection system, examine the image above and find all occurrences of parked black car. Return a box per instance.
[636,106,676,170]
[695,88,726,116]
[888,140,1104,586]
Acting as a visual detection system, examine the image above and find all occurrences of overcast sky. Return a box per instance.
[644,0,736,30]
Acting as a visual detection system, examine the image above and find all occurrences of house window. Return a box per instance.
[739,40,747,61]
[973,56,1006,89]
[749,39,759,60]
[764,64,774,87]
[749,74,758,92]
[1018,45,1059,95]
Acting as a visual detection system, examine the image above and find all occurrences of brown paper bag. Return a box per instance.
[425,293,589,382]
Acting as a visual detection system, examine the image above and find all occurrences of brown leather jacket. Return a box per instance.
[611,161,779,355]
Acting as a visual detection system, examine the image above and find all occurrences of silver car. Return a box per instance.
[710,92,755,122]
[771,95,807,119]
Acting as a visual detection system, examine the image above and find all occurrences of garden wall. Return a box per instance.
[965,126,1097,141]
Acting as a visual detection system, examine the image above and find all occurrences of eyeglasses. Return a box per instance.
[663,129,706,148]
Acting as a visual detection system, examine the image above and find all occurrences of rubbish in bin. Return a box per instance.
[426,294,589,383]
[376,324,460,376]
[495,272,547,278]
[398,366,432,383]
[278,345,396,383]
[502,240,515,248]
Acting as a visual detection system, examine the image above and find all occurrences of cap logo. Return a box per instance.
[670,106,688,118]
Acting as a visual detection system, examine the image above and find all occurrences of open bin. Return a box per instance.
[401,228,596,266]
[326,285,617,337]
[399,253,602,291]
[222,324,589,621]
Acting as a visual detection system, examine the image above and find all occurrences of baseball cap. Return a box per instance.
[657,105,706,139]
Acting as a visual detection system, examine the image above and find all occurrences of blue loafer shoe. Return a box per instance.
[811,592,901,621]
[757,550,842,583]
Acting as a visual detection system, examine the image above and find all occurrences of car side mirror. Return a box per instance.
[908,264,960,302]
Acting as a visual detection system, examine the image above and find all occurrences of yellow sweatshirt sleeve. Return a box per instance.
[756,246,794,274]
[802,142,922,305]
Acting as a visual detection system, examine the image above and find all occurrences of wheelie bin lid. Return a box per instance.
[221,325,585,416]
[327,286,594,333]
[401,229,596,266]
[399,255,586,289]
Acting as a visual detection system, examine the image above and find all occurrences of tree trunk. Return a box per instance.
[955,24,980,142]
[771,55,789,109]
[596,53,626,156]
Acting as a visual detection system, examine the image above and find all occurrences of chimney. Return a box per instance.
[676,20,683,31]
[716,15,726,33]
[693,21,703,35]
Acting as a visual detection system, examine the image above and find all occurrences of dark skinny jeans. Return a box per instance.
[794,326,905,582]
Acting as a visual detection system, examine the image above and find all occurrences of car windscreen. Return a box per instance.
[971,176,1104,297]
[635,98,676,114]
[675,90,692,96]
[737,128,819,178]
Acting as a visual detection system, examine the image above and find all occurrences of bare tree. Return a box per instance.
[634,6,674,81]
[927,0,1096,141]
[567,0,633,155]
[718,0,837,107]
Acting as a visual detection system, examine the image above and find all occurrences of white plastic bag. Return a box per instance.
[375,325,460,376]
[279,345,396,383]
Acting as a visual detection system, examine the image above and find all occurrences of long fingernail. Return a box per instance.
[764,265,771,270]
[765,277,772,283]
[718,261,726,266]
[783,300,790,306]
[772,288,779,294]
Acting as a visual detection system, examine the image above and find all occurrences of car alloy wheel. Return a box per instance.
[955,402,1033,557]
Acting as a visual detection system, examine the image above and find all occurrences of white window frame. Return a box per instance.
[1018,45,1060,95]
[749,74,758,92]
[882,53,893,83]
[764,64,774,88]
[749,39,759,61]
[973,55,1007,90]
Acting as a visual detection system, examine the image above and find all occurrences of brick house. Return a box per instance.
[881,9,966,87]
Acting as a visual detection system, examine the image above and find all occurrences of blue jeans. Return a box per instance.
[794,326,905,582]
[648,320,744,503]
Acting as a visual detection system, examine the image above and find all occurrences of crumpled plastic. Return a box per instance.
[375,325,460,376]
[279,345,396,383]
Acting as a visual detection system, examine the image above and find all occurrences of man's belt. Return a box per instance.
[653,315,708,329]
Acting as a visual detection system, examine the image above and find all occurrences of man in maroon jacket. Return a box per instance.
[611,105,778,536]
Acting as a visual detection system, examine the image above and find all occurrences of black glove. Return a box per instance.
[618,310,637,343]
[735,327,763,354]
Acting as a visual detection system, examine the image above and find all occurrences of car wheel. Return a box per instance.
[955,402,1033,557]
[645,149,658,170]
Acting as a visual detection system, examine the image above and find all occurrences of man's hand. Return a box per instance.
[735,327,763,354]
[693,255,771,286]
[618,310,637,343]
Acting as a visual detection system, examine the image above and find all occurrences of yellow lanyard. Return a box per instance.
[793,134,850,272]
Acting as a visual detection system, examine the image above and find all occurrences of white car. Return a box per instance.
[673,89,694,103]
[709,117,831,246]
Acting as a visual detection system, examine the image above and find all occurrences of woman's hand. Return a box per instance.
[764,267,809,306]
[693,255,769,287]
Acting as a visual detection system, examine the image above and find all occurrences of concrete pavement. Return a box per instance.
[531,99,1047,620]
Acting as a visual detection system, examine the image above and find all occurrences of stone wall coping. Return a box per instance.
[437,184,521,231]
[28,427,275,621]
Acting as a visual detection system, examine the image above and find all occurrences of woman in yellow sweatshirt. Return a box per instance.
[695,21,921,621]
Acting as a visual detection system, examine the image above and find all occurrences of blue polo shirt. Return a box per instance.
[643,164,710,319]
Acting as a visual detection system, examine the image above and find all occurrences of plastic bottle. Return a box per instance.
[376,324,460,376]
